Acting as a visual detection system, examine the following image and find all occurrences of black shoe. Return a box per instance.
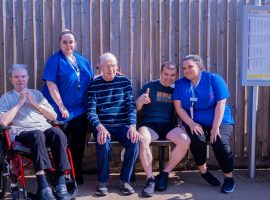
[155,171,169,191]
[221,177,235,193]
[76,174,84,185]
[119,181,135,195]
[95,182,108,196]
[38,187,57,200]
[54,184,70,200]
[142,177,155,197]
[201,170,221,186]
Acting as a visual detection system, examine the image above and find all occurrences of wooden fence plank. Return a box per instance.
[179,0,189,67]
[34,0,45,90]
[61,0,71,30]
[43,0,53,63]
[119,0,131,76]
[0,0,5,94]
[13,0,23,64]
[227,0,237,155]
[236,0,249,158]
[169,0,179,65]
[71,0,82,52]
[23,0,35,88]
[4,0,13,93]
[100,0,110,53]
[141,0,151,84]
[160,0,169,64]
[199,0,208,65]
[149,0,160,80]
[208,0,218,73]
[90,0,101,74]
[216,0,227,78]
[260,87,270,156]
[189,0,200,55]
[110,0,120,60]
[130,0,141,96]
[81,0,91,59]
[52,0,61,52]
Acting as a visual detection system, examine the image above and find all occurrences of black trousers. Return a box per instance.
[61,113,88,176]
[187,124,234,174]
[15,127,70,172]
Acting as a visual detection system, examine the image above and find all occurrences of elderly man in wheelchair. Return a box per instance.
[0,64,76,200]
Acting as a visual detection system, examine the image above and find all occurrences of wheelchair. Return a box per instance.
[0,125,78,200]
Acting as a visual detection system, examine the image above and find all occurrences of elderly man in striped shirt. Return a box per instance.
[87,52,140,196]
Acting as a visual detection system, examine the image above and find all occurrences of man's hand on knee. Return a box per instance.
[127,125,140,143]
[96,124,110,145]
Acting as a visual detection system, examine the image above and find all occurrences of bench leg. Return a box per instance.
[159,146,165,172]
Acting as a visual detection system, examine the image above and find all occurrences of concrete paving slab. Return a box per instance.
[2,169,270,200]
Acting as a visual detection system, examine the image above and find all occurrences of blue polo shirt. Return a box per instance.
[42,50,94,122]
[172,71,234,126]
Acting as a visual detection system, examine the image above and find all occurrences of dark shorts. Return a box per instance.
[141,122,177,140]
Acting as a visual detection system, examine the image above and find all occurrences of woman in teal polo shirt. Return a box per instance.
[42,29,94,184]
[172,55,235,193]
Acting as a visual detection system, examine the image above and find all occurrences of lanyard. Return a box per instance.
[189,72,202,119]
[67,56,81,89]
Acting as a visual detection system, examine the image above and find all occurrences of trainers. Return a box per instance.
[54,184,70,200]
[155,171,169,191]
[142,177,155,197]
[95,182,108,196]
[119,181,135,195]
[201,170,221,186]
[221,177,235,193]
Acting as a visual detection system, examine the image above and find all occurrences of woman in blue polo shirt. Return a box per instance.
[42,29,94,185]
[172,55,235,194]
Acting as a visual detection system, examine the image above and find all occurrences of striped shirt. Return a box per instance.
[0,90,54,141]
[87,75,136,129]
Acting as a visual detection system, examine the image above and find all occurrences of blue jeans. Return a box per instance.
[93,126,139,183]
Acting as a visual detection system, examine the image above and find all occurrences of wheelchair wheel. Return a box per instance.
[0,170,7,199]
[0,143,7,199]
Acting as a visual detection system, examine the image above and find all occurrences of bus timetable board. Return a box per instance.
[241,6,270,86]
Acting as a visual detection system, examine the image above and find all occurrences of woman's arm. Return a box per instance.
[173,100,204,135]
[210,99,226,143]
[46,81,69,119]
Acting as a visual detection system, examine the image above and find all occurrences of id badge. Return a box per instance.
[190,106,194,119]
[190,97,198,102]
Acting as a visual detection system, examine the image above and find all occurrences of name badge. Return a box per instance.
[190,97,198,102]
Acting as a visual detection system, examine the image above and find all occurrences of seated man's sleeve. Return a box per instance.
[86,84,101,129]
[0,94,11,114]
[124,79,137,125]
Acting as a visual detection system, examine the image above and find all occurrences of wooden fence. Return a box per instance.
[1,0,270,169]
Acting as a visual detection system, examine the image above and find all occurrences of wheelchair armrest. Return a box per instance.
[0,125,11,132]
[47,120,65,126]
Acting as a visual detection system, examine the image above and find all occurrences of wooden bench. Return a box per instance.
[87,137,173,172]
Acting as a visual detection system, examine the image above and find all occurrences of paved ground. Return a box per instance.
[3,169,270,200]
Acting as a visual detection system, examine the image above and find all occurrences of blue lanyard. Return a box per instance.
[189,72,202,119]
[190,72,202,101]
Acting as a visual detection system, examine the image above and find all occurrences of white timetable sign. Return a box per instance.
[241,6,270,86]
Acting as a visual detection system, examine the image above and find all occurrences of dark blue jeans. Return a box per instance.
[93,126,139,183]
